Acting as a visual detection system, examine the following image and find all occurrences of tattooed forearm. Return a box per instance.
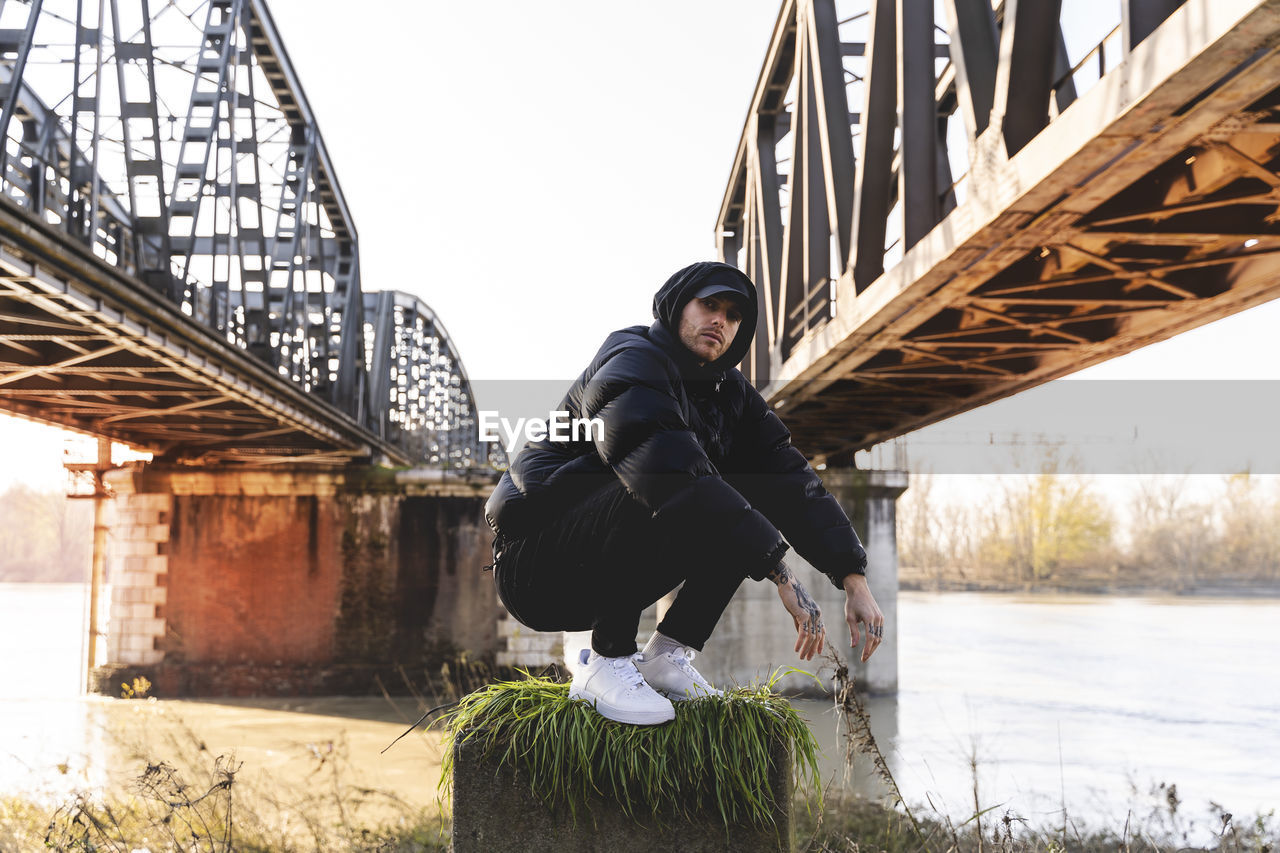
[793,580,818,616]
[772,560,824,635]
[793,580,823,633]
[767,562,795,586]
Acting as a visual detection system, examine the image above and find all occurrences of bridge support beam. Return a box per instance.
[690,468,907,696]
[92,463,500,697]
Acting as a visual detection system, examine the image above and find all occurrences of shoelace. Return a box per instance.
[672,648,713,688]
[605,654,648,692]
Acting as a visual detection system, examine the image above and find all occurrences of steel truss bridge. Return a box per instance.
[719,0,1280,462]
[0,0,496,468]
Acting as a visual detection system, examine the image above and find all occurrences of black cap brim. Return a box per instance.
[692,283,748,303]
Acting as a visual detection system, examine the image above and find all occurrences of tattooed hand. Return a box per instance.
[769,561,826,661]
[842,573,883,662]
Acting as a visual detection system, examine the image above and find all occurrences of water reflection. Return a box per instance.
[0,583,102,804]
[792,694,898,799]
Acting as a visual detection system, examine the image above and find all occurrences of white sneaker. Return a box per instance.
[635,646,723,700]
[562,631,593,678]
[568,649,676,725]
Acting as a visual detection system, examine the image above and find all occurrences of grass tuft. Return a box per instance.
[435,668,821,830]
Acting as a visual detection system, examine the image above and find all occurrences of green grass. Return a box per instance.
[434,669,821,830]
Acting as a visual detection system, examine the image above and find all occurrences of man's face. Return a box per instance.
[678,293,744,365]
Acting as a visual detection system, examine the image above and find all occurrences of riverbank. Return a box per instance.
[0,695,449,850]
[0,693,1275,852]
[899,573,1280,597]
[1,695,1275,852]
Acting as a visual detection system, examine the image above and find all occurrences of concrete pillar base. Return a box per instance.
[450,732,794,852]
[821,469,908,695]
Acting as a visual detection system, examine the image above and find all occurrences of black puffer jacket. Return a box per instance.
[484,261,867,587]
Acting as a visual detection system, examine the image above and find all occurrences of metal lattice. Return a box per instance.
[719,0,1280,462]
[0,0,497,468]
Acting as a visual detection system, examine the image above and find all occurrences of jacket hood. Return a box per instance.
[651,261,759,372]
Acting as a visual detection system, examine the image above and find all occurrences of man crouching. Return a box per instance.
[485,261,883,724]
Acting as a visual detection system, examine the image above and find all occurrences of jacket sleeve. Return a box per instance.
[724,384,867,588]
[580,348,788,580]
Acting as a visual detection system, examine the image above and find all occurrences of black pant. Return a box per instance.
[492,481,748,657]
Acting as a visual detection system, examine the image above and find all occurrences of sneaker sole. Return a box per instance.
[568,687,675,725]
[654,687,723,702]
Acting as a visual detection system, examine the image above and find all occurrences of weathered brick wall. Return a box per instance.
[96,465,503,696]
[164,492,341,664]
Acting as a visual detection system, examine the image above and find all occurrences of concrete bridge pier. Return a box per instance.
[692,469,908,696]
[93,463,500,697]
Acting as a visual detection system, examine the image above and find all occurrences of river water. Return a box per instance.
[808,592,1280,837]
[1,583,1276,839]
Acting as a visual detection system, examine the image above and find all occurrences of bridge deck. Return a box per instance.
[0,0,493,469]
[0,196,407,466]
[724,0,1280,462]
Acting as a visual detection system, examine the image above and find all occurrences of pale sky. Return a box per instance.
[2,0,1279,491]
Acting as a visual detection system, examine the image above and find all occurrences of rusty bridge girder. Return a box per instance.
[718,0,1280,463]
[0,0,498,468]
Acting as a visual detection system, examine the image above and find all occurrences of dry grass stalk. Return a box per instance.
[825,648,930,850]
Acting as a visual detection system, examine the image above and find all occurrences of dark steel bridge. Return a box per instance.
[0,0,495,468]
[719,0,1280,463]
[4,0,1277,471]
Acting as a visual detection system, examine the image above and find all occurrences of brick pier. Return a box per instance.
[94,463,501,697]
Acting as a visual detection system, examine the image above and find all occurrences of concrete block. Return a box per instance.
[497,650,561,668]
[129,494,172,512]
[112,510,140,527]
[120,632,152,652]
[119,524,148,541]
[129,648,165,667]
[121,555,151,573]
[505,634,561,653]
[118,646,163,667]
[138,585,162,603]
[129,603,156,620]
[135,617,165,637]
[115,571,157,590]
[451,729,793,852]
[114,539,159,557]
[120,523,165,542]
[145,555,169,573]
